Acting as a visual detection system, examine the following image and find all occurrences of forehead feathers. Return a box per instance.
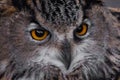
[1,0,103,24]
[33,0,82,24]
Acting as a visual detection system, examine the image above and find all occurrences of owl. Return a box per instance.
[0,0,120,80]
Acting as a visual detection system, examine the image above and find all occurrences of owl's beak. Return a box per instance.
[60,39,72,70]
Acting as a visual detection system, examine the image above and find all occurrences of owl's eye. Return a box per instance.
[30,29,49,41]
[75,23,88,36]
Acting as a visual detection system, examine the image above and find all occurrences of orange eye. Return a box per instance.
[76,23,88,36]
[30,29,49,41]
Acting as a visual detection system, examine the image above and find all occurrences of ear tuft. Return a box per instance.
[85,0,103,4]
[12,0,30,10]
[81,0,103,9]
[0,0,17,16]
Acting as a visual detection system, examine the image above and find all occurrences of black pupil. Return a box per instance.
[76,25,83,33]
[35,29,45,37]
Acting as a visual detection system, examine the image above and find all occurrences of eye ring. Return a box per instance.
[75,23,88,36]
[30,29,49,41]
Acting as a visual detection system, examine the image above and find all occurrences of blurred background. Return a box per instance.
[104,0,120,8]
[104,0,120,21]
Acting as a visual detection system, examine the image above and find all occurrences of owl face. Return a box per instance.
[0,0,120,80]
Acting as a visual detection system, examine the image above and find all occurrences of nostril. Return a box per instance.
[59,39,72,70]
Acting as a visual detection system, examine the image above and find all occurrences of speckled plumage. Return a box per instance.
[0,0,120,80]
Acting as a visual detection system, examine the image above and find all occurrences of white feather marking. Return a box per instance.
[69,39,95,71]
[29,38,95,74]
[31,47,66,72]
